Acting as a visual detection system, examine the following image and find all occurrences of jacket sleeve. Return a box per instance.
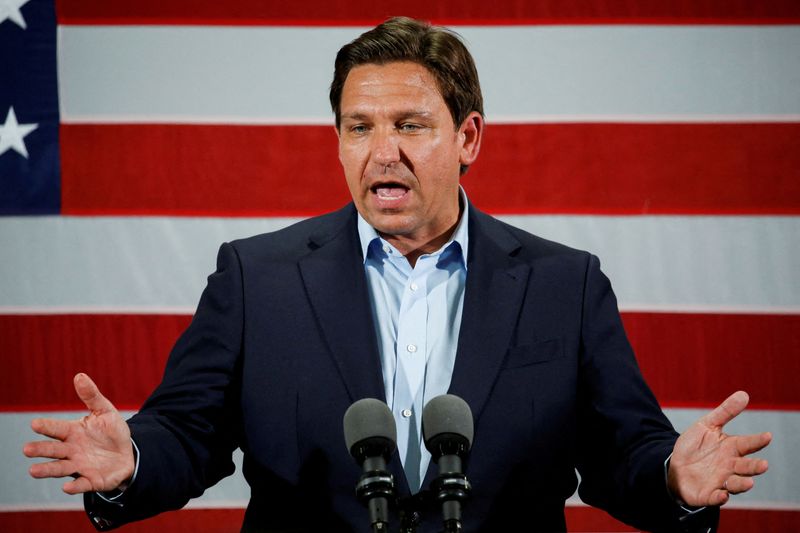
[85,242,245,530]
[574,254,719,533]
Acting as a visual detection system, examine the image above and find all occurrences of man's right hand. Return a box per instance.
[23,373,135,495]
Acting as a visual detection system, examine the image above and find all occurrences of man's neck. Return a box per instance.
[381,219,460,268]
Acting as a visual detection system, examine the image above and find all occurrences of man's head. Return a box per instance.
[332,18,484,259]
[330,17,484,138]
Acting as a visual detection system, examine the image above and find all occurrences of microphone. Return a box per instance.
[422,394,474,533]
[343,398,397,533]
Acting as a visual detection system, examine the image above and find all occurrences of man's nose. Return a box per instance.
[370,129,401,167]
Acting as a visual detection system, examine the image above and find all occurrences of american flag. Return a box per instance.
[2,1,799,531]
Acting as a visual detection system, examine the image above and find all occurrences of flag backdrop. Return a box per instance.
[1,1,800,531]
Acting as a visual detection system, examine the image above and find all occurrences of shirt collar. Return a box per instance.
[357,187,470,268]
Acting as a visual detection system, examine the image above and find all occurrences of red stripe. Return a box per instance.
[567,507,800,531]
[54,17,800,27]
[1,313,798,411]
[0,509,245,533]
[60,124,351,218]
[60,123,800,217]
[624,312,800,409]
[55,0,800,25]
[0,315,189,412]
[0,507,798,532]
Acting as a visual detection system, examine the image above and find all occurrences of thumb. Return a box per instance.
[74,373,115,414]
[701,390,749,429]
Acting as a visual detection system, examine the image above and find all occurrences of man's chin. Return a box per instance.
[363,213,416,238]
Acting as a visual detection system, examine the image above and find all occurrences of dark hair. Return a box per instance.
[330,16,484,131]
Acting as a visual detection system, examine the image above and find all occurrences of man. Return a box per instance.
[24,17,770,532]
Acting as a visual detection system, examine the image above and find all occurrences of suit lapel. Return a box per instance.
[298,206,412,493]
[420,207,530,490]
[448,208,531,424]
[298,206,386,404]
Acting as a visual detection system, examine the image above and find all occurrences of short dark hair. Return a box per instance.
[330,16,484,131]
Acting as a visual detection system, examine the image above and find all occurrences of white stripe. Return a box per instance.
[500,215,800,312]
[58,25,800,123]
[4,409,798,510]
[615,304,800,315]
[1,215,798,311]
[0,306,197,315]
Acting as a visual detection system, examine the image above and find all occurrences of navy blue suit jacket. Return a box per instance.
[85,204,717,532]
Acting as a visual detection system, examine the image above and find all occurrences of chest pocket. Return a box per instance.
[502,338,563,369]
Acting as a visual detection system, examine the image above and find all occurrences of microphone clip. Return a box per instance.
[431,471,471,533]
[355,468,396,510]
[431,472,472,504]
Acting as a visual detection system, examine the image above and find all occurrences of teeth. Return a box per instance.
[375,187,407,200]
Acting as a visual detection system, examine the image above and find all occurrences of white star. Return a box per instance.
[0,107,38,158]
[0,0,32,29]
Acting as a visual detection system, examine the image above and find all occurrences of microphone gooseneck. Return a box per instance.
[422,394,474,533]
[343,398,398,533]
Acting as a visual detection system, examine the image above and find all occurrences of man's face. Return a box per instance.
[338,61,481,249]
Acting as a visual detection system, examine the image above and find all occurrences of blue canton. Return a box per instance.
[1,0,60,214]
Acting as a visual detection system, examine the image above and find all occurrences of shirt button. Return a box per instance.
[402,409,412,418]
[410,282,418,291]
[382,244,391,254]
[407,344,417,353]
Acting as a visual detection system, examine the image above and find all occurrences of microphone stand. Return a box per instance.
[355,454,395,533]
[432,453,471,533]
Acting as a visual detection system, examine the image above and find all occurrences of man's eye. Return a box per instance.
[398,123,422,132]
[350,125,368,134]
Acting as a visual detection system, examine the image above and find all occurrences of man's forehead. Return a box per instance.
[340,62,446,113]
[342,62,441,96]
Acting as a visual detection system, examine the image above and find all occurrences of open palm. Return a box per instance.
[668,391,771,507]
[24,373,135,494]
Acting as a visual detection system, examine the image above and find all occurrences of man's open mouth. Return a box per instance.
[371,183,409,200]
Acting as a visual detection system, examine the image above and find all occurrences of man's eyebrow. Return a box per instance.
[395,110,433,120]
[340,112,370,122]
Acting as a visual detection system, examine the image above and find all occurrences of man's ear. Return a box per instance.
[458,111,484,168]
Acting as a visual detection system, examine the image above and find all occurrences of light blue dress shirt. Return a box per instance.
[357,194,469,492]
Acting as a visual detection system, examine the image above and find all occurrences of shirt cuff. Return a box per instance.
[664,452,707,516]
[95,438,140,504]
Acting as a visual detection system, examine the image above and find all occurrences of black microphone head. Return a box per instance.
[343,398,397,462]
[422,394,474,459]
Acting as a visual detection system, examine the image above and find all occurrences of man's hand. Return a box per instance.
[668,390,771,507]
[23,373,135,495]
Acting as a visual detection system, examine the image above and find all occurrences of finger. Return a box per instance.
[30,417,72,440]
[707,489,730,506]
[725,475,756,495]
[701,390,749,429]
[63,476,94,495]
[74,373,115,414]
[29,459,76,479]
[735,431,772,456]
[23,440,69,460]
[733,456,769,477]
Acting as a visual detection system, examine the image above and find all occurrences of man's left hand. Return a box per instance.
[668,390,771,507]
